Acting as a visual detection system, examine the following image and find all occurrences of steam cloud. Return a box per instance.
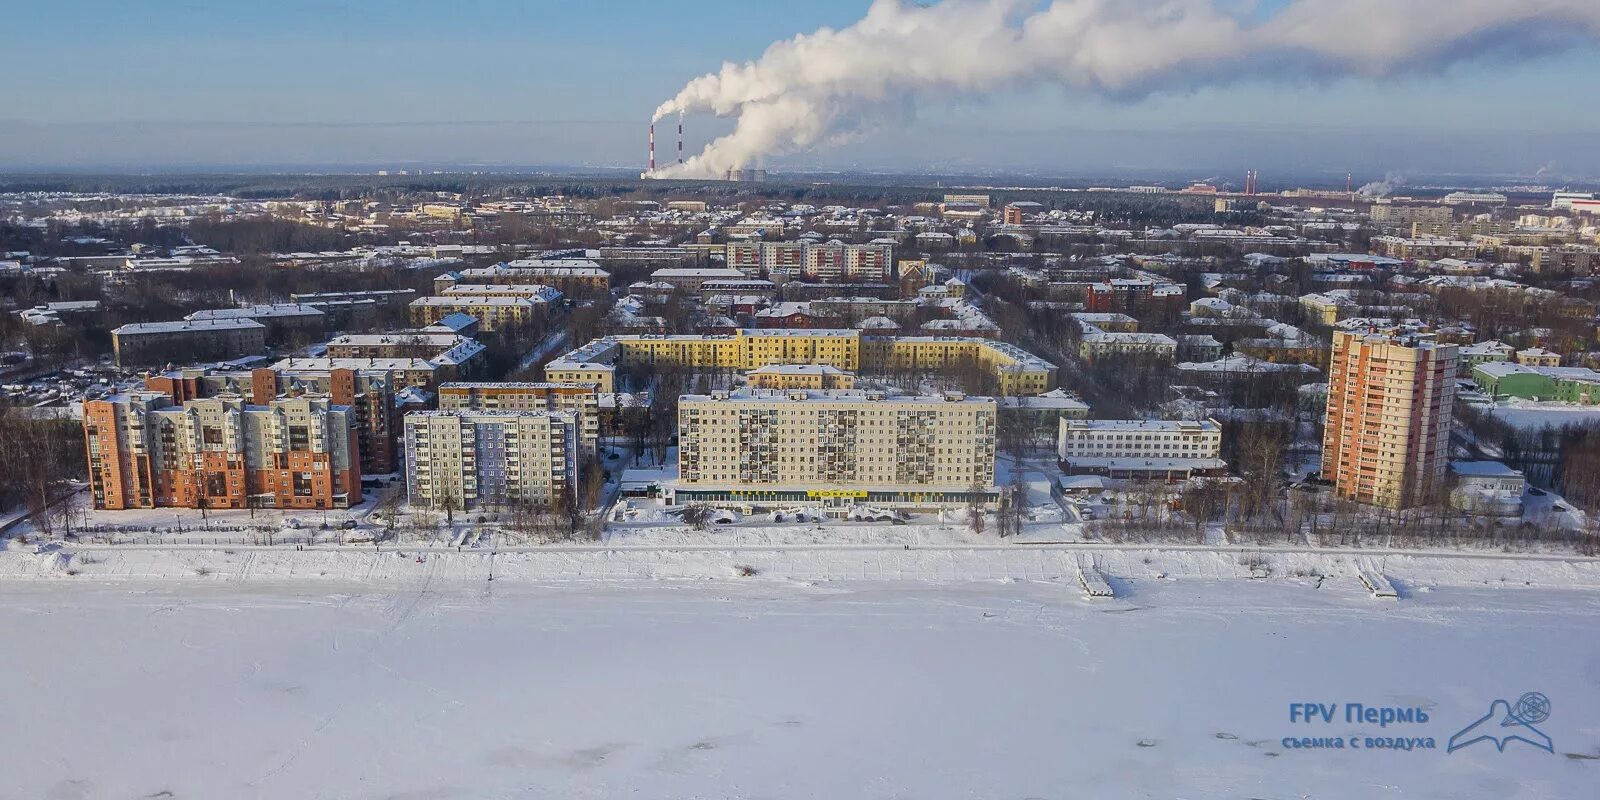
[1358,171,1407,198]
[648,0,1600,179]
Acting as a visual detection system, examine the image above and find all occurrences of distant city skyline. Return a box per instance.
[7,0,1600,178]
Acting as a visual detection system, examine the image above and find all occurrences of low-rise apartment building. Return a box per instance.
[440,283,563,303]
[544,330,1056,396]
[746,364,856,390]
[1078,332,1178,363]
[1057,418,1225,481]
[408,296,547,331]
[185,303,327,343]
[112,318,268,367]
[436,260,610,294]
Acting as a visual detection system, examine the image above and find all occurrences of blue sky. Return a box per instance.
[6,0,1600,178]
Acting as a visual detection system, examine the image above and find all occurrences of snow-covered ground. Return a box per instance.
[1485,400,1600,430]
[1,579,1595,799]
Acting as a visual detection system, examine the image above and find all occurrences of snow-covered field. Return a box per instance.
[1,578,1596,799]
[1485,401,1600,430]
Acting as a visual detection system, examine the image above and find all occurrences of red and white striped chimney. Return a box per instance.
[648,122,656,173]
[677,111,684,165]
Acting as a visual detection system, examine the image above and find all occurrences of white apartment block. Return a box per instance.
[403,411,578,510]
[1057,418,1225,480]
[672,389,997,508]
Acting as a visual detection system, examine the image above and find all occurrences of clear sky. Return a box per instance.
[6,0,1600,179]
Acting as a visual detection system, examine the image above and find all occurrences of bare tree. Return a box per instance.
[681,503,714,531]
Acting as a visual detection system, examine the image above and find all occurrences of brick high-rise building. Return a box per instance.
[1322,330,1458,509]
[84,392,361,511]
[145,366,400,475]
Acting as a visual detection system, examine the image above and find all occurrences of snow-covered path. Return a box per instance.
[1,579,1596,799]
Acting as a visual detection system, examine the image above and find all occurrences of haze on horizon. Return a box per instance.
[6,0,1600,181]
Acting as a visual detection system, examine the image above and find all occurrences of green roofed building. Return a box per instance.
[1472,362,1600,404]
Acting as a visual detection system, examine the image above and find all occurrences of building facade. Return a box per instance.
[545,330,1056,396]
[111,319,268,367]
[402,411,579,510]
[1057,418,1225,480]
[84,392,361,511]
[146,365,400,475]
[672,389,997,509]
[1322,330,1458,509]
[408,296,546,331]
[436,382,601,458]
[437,261,609,294]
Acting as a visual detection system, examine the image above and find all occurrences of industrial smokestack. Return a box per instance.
[648,122,656,173]
[648,0,1600,179]
[677,110,685,165]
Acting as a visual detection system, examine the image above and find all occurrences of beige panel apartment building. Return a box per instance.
[672,389,997,509]
[1322,330,1458,509]
[402,411,578,510]
[436,382,601,458]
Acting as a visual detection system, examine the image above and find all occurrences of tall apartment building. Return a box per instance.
[146,366,400,475]
[402,411,578,510]
[672,389,997,508]
[436,382,600,458]
[84,392,360,511]
[111,318,268,367]
[1322,330,1458,509]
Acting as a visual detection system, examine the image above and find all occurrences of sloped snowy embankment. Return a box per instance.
[4,541,1600,590]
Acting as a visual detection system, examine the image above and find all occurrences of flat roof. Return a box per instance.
[439,381,599,392]
[114,318,266,334]
[1064,457,1228,470]
[1450,460,1522,478]
[683,389,994,406]
[1063,418,1220,432]
[410,296,539,306]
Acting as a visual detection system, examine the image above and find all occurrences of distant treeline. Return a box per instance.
[0,172,1225,224]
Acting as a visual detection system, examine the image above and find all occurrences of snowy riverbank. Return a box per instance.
[6,539,1600,592]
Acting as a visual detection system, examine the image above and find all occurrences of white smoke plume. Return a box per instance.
[648,0,1600,179]
[1358,171,1408,198]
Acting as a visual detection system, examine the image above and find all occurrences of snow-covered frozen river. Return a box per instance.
[2,578,1596,799]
